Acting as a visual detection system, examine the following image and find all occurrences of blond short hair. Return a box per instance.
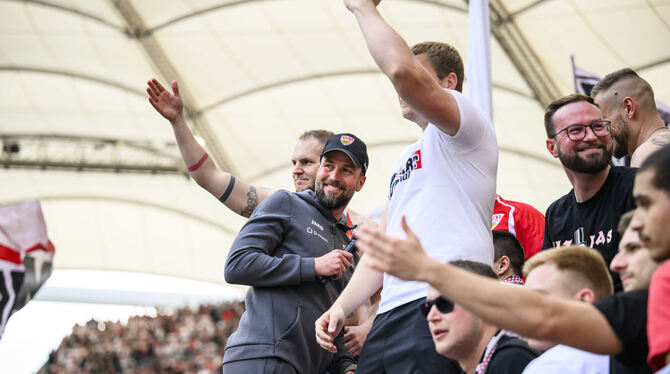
[523,246,613,301]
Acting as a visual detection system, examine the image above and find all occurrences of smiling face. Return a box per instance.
[631,170,670,262]
[291,137,323,192]
[610,225,658,291]
[546,101,613,174]
[425,287,483,360]
[314,151,365,213]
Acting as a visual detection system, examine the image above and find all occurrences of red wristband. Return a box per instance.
[188,152,208,172]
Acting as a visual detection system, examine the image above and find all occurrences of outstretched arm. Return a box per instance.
[344,0,461,134]
[355,217,623,355]
[147,79,273,217]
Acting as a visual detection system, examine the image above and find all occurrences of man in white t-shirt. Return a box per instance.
[314,1,498,372]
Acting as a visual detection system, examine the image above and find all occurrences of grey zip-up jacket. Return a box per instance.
[223,190,358,374]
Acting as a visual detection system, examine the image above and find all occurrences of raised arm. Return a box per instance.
[147,79,273,217]
[344,0,461,134]
[355,217,623,355]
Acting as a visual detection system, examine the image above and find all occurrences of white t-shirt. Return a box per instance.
[522,344,610,374]
[379,89,498,314]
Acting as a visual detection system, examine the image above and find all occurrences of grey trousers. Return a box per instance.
[222,357,298,374]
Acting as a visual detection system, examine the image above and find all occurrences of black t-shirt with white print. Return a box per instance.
[542,166,636,291]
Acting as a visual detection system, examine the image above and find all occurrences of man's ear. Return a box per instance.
[575,288,595,304]
[494,256,510,276]
[546,138,559,158]
[355,175,367,192]
[622,97,636,119]
[439,72,458,90]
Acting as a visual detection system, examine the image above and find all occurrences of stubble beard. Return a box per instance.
[611,115,631,159]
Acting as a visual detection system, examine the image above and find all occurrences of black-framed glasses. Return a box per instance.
[419,296,455,318]
[550,120,611,141]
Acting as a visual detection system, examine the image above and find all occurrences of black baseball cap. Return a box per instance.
[320,133,369,175]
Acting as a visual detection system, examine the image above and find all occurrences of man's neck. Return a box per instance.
[459,326,498,374]
[330,207,346,220]
[566,165,611,203]
[637,115,668,148]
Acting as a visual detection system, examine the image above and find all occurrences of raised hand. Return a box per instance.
[355,215,431,281]
[314,249,354,279]
[343,0,381,12]
[315,306,346,353]
[146,79,183,122]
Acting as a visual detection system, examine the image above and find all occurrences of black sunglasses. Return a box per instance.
[419,296,455,318]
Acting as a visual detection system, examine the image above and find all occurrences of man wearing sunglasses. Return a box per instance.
[543,94,636,291]
[422,260,537,374]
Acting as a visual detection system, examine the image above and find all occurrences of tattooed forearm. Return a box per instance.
[240,186,259,218]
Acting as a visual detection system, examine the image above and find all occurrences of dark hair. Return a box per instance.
[544,94,599,137]
[591,68,652,99]
[411,42,464,92]
[617,210,636,236]
[492,230,525,277]
[639,144,670,198]
[450,260,497,279]
[299,129,335,147]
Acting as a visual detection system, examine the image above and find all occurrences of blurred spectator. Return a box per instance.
[492,195,545,259]
[40,301,244,374]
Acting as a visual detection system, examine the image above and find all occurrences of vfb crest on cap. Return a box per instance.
[340,135,355,146]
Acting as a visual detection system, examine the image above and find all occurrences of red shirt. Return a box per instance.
[648,260,670,371]
[492,195,545,259]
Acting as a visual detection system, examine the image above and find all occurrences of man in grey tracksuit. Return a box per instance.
[222,133,369,374]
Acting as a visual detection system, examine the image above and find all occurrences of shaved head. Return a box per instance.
[592,68,657,114]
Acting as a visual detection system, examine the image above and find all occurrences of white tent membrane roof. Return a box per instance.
[1,0,669,286]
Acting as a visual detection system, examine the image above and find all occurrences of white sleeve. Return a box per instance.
[447,90,495,153]
[522,358,570,374]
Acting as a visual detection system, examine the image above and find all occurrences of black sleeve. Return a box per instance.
[486,337,538,374]
[542,205,554,250]
[623,168,637,212]
[224,191,315,287]
[593,290,649,370]
[328,329,357,374]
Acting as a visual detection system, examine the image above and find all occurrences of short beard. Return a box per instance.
[315,180,353,210]
[611,115,631,159]
[558,143,612,174]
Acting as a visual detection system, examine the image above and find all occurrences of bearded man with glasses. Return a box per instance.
[422,260,537,374]
[542,94,637,291]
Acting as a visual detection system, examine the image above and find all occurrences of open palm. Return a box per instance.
[146,79,183,122]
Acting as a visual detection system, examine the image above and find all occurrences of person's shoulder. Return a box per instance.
[633,132,670,166]
[496,335,537,354]
[489,336,538,372]
[610,166,637,180]
[546,191,574,214]
[251,189,293,216]
[594,289,648,314]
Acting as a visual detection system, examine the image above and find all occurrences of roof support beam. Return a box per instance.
[1,134,185,175]
[487,0,562,107]
[109,0,238,175]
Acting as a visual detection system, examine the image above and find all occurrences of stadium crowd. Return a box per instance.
[40,302,243,374]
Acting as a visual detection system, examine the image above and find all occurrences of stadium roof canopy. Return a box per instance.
[2,0,669,287]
